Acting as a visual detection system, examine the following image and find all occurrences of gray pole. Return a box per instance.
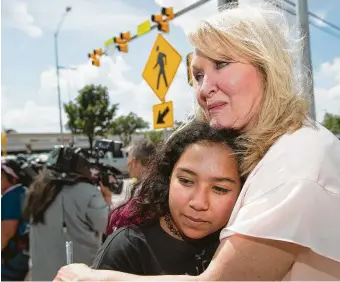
[296,0,316,120]
[54,7,72,145]
[218,0,237,12]
[54,33,64,145]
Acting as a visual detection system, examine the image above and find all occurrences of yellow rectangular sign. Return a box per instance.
[143,34,182,102]
[137,20,151,36]
[104,37,114,46]
[153,101,174,130]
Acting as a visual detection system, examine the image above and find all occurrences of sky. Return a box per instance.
[1,0,340,133]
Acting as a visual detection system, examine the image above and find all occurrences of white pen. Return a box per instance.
[66,241,73,265]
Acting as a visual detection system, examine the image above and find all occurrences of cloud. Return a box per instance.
[2,0,43,37]
[21,0,149,37]
[2,56,195,133]
[314,57,340,122]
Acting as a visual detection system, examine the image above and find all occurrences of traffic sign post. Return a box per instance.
[153,101,174,130]
[142,34,182,102]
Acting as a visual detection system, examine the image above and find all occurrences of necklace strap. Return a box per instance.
[164,214,184,239]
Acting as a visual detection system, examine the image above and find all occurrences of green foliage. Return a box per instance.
[111,112,149,146]
[145,130,164,145]
[64,84,118,149]
[322,113,340,134]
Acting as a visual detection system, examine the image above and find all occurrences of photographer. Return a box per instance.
[24,160,110,281]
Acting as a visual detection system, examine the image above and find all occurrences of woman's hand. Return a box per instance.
[54,264,102,281]
[53,263,139,281]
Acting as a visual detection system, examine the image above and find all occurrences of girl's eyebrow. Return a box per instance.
[176,167,237,184]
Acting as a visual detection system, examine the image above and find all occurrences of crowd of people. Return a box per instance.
[2,2,340,281]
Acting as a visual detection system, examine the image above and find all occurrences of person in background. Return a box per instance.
[93,122,242,275]
[55,2,340,281]
[107,140,156,233]
[1,160,29,281]
[127,140,156,181]
[24,165,111,281]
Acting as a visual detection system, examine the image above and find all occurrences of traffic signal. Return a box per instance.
[94,48,104,56]
[162,7,174,20]
[151,14,169,33]
[88,52,100,67]
[120,31,131,42]
[117,43,128,53]
[114,35,129,53]
[114,36,126,44]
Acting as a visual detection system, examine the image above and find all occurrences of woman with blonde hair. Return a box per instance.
[54,2,340,281]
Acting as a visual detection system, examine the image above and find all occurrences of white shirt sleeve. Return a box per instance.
[220,179,340,263]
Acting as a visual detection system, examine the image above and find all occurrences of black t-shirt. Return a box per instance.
[92,221,220,275]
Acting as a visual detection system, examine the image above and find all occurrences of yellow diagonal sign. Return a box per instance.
[153,101,174,130]
[143,34,182,102]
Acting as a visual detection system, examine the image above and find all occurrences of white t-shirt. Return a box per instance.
[220,122,340,280]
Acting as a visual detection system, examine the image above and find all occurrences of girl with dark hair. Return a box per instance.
[91,122,242,275]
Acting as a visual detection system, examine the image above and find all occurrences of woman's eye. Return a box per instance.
[194,73,204,82]
[212,186,230,194]
[216,61,230,70]
[178,177,194,186]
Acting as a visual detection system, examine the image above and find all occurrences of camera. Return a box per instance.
[46,141,124,194]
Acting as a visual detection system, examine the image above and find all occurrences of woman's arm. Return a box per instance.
[55,234,302,281]
[1,220,18,250]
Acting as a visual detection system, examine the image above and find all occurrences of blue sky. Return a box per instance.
[1,0,340,133]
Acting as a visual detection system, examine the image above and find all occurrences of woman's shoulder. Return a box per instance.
[242,123,340,202]
[255,123,338,182]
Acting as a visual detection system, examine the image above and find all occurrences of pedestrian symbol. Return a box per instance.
[143,34,182,102]
[153,101,174,129]
[154,46,168,90]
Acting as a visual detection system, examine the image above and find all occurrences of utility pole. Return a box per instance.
[218,0,237,12]
[296,0,316,120]
[54,6,72,145]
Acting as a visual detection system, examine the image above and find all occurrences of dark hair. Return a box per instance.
[23,168,63,224]
[1,169,15,185]
[128,140,156,166]
[107,122,243,232]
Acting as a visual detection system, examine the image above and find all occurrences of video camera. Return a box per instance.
[46,141,124,194]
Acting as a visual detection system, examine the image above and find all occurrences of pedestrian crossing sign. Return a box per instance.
[142,34,182,102]
[153,101,174,129]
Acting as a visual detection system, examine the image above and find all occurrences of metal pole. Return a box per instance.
[296,0,316,120]
[218,0,237,12]
[55,33,64,145]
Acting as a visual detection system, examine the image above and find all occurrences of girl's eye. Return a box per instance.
[178,177,194,186]
[212,186,230,194]
[216,61,231,70]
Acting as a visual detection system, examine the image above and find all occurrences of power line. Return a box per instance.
[309,19,340,40]
[283,0,340,33]
[271,1,340,41]
[128,0,213,41]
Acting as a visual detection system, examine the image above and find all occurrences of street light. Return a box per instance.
[55,6,72,145]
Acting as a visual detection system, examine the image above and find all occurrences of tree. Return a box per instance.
[64,84,118,150]
[145,130,163,145]
[111,112,149,146]
[322,113,340,135]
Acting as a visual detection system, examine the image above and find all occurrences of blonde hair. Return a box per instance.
[184,2,311,176]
